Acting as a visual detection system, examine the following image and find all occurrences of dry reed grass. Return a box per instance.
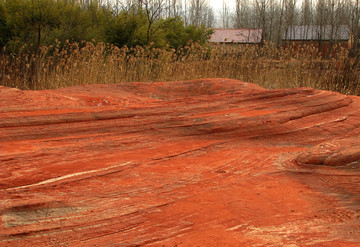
[0,41,359,95]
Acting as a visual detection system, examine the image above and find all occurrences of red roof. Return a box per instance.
[209,29,262,44]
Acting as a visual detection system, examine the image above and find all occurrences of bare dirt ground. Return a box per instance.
[1,78,360,246]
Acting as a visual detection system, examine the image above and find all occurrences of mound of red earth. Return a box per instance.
[1,78,360,246]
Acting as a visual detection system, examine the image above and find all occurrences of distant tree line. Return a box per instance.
[0,0,214,52]
[1,0,358,52]
[221,0,359,49]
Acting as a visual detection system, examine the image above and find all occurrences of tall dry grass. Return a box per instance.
[0,40,359,95]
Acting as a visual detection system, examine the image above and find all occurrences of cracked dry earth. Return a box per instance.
[1,78,360,246]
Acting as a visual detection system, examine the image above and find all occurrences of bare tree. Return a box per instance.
[140,0,167,43]
[204,5,215,27]
[164,0,181,18]
[327,0,338,53]
[189,0,207,26]
[182,0,189,25]
[79,0,91,9]
[267,0,280,43]
[335,0,350,26]
[276,0,285,45]
[234,0,240,28]
[350,0,359,51]
[112,0,142,11]
[234,0,243,28]
[301,0,313,25]
[221,0,230,28]
[254,0,269,41]
[284,0,298,39]
[234,0,255,28]
[315,0,328,52]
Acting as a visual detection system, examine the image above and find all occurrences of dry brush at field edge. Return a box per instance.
[1,42,359,95]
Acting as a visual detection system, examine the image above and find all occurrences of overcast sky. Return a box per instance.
[209,0,235,12]
[196,0,237,11]
[208,0,236,21]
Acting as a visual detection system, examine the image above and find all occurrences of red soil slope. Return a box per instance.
[1,78,360,246]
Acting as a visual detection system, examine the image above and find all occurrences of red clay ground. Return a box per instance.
[1,78,360,246]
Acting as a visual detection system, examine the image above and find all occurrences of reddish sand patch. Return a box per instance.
[1,78,360,246]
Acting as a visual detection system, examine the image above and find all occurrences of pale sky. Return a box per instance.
[209,0,224,11]
[208,0,236,24]
[209,0,236,12]
[107,0,237,17]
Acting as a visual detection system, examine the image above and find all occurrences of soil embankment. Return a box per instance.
[1,78,360,246]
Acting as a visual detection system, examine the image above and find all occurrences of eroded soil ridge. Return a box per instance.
[1,78,360,246]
